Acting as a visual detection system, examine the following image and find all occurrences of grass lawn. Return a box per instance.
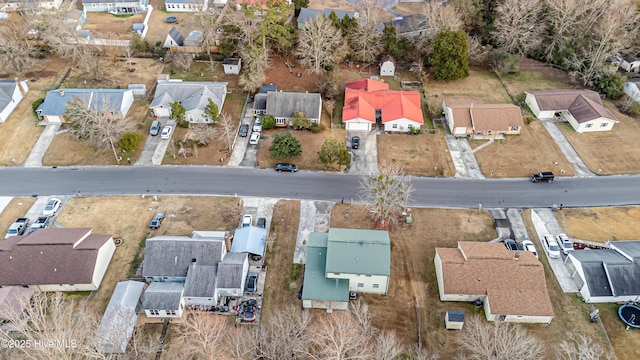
[376,130,455,177]
[425,69,513,105]
[260,200,302,322]
[555,207,640,242]
[56,195,242,315]
[469,120,576,178]
[330,205,497,355]
[597,302,640,360]
[0,197,37,237]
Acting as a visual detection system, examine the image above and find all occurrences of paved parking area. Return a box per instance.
[229,102,255,167]
[24,124,61,168]
[541,120,594,177]
[136,118,175,166]
[293,200,334,264]
[444,134,484,179]
[347,131,379,175]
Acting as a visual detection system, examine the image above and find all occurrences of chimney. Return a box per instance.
[515,251,520,260]
[59,90,65,97]
[14,78,27,97]
[225,233,232,252]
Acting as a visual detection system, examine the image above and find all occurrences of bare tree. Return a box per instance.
[255,305,313,360]
[467,35,489,66]
[359,161,414,228]
[307,310,371,359]
[216,112,236,150]
[167,311,228,360]
[125,325,159,360]
[187,123,217,146]
[555,332,605,360]
[349,300,378,339]
[186,11,225,74]
[373,330,404,360]
[411,2,463,52]
[492,0,547,56]
[0,16,37,73]
[407,344,441,360]
[323,99,336,123]
[348,0,383,64]
[457,315,545,360]
[296,16,348,75]
[168,52,193,72]
[65,96,134,163]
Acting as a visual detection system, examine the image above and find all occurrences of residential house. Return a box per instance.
[254,84,277,115]
[150,78,227,123]
[142,282,185,318]
[442,97,524,138]
[525,89,619,133]
[0,286,34,323]
[266,91,322,127]
[435,241,555,324]
[567,241,640,303]
[297,7,358,30]
[378,14,430,38]
[342,79,423,132]
[65,10,86,31]
[214,252,249,299]
[37,88,134,123]
[624,79,640,104]
[182,252,248,306]
[163,27,184,48]
[165,0,208,12]
[618,54,640,73]
[82,0,149,14]
[233,0,292,11]
[0,228,116,292]
[379,55,395,77]
[302,228,391,310]
[0,0,63,11]
[0,79,29,123]
[98,281,145,353]
[230,226,267,258]
[223,58,242,75]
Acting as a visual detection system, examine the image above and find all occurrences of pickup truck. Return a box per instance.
[5,218,30,239]
[530,171,554,183]
[29,216,50,233]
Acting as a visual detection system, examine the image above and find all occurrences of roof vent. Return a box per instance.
[192,258,197,263]
[515,251,520,259]
[59,91,64,97]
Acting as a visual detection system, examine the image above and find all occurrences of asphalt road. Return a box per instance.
[0,166,639,209]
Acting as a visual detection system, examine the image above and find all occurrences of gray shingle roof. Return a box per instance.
[526,89,618,123]
[167,27,184,46]
[223,58,241,66]
[183,264,217,298]
[378,14,429,35]
[38,89,131,116]
[298,8,357,23]
[254,93,268,112]
[0,80,18,111]
[150,81,227,115]
[259,84,277,94]
[184,30,203,47]
[141,282,183,310]
[266,92,321,119]
[216,261,245,288]
[142,236,225,278]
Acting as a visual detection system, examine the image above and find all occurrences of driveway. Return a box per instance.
[293,200,334,264]
[136,118,175,166]
[444,135,485,179]
[347,131,379,175]
[229,102,256,167]
[24,123,61,168]
[540,120,595,177]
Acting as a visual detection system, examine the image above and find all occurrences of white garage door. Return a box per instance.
[453,127,467,136]
[154,107,171,117]
[347,122,371,131]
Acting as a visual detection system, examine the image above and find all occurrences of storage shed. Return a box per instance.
[445,310,464,330]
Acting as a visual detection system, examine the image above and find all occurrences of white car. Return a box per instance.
[253,118,262,132]
[521,240,538,259]
[249,132,260,145]
[160,126,173,140]
[242,214,253,227]
[43,198,61,216]
[556,233,573,255]
[542,234,560,259]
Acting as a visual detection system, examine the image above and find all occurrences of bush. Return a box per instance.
[309,123,325,133]
[261,115,276,130]
[291,111,312,130]
[488,49,520,74]
[409,127,422,134]
[31,98,44,121]
[596,73,625,100]
[118,132,143,152]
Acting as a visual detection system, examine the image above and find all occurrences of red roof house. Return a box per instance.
[342,79,423,132]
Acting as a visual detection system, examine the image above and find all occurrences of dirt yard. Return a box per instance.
[392,1,428,15]
[0,57,69,165]
[469,120,576,178]
[56,195,242,314]
[598,302,640,360]
[425,69,513,105]
[82,13,147,40]
[61,57,162,92]
[0,197,36,237]
[501,57,585,97]
[555,207,640,242]
[330,205,497,356]
[376,131,455,177]
[260,200,301,322]
[144,0,203,44]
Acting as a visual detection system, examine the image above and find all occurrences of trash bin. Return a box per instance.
[405,215,413,224]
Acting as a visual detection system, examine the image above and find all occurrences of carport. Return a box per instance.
[231,226,267,257]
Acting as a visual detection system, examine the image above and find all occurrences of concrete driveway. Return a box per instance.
[347,131,379,175]
[24,123,61,167]
[229,102,256,167]
[294,200,334,264]
[541,120,594,177]
[136,118,175,166]
[444,135,484,179]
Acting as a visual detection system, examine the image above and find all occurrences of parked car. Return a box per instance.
[243,299,257,322]
[249,131,260,145]
[274,163,298,172]
[239,123,249,137]
[521,239,538,259]
[253,118,262,132]
[504,238,518,251]
[160,126,173,140]
[349,291,357,300]
[250,254,263,261]
[149,212,165,229]
[352,136,360,149]
[256,217,266,228]
[5,218,29,239]
[530,171,554,183]
[242,214,253,227]
[246,272,259,293]
[149,120,160,136]
[556,233,573,255]
[29,216,51,233]
[543,234,561,259]
[43,198,61,216]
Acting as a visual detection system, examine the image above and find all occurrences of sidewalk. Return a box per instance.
[541,121,595,177]
[24,123,61,167]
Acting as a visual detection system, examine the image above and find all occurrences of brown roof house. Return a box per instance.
[442,98,524,138]
[435,241,555,324]
[525,89,619,133]
[0,228,116,292]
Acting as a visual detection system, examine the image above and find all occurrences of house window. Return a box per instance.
[365,275,371,277]
[188,114,194,122]
[586,123,593,128]
[487,130,492,135]
[276,118,286,124]
[150,310,159,315]
[357,283,364,288]
[392,124,398,129]
[600,122,608,127]
[334,273,341,276]
[511,126,519,131]
[168,310,176,315]
[373,284,379,288]
[408,124,413,129]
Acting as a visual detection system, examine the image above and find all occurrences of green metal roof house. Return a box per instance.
[301,228,391,310]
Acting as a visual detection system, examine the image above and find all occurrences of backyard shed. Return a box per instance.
[445,310,464,330]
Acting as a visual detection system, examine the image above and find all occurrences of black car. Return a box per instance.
[239,124,250,137]
[246,273,258,292]
[504,239,518,251]
[256,217,266,228]
[352,136,360,149]
[149,212,165,229]
[274,163,298,172]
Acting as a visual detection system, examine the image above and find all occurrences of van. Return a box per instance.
[149,120,160,136]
